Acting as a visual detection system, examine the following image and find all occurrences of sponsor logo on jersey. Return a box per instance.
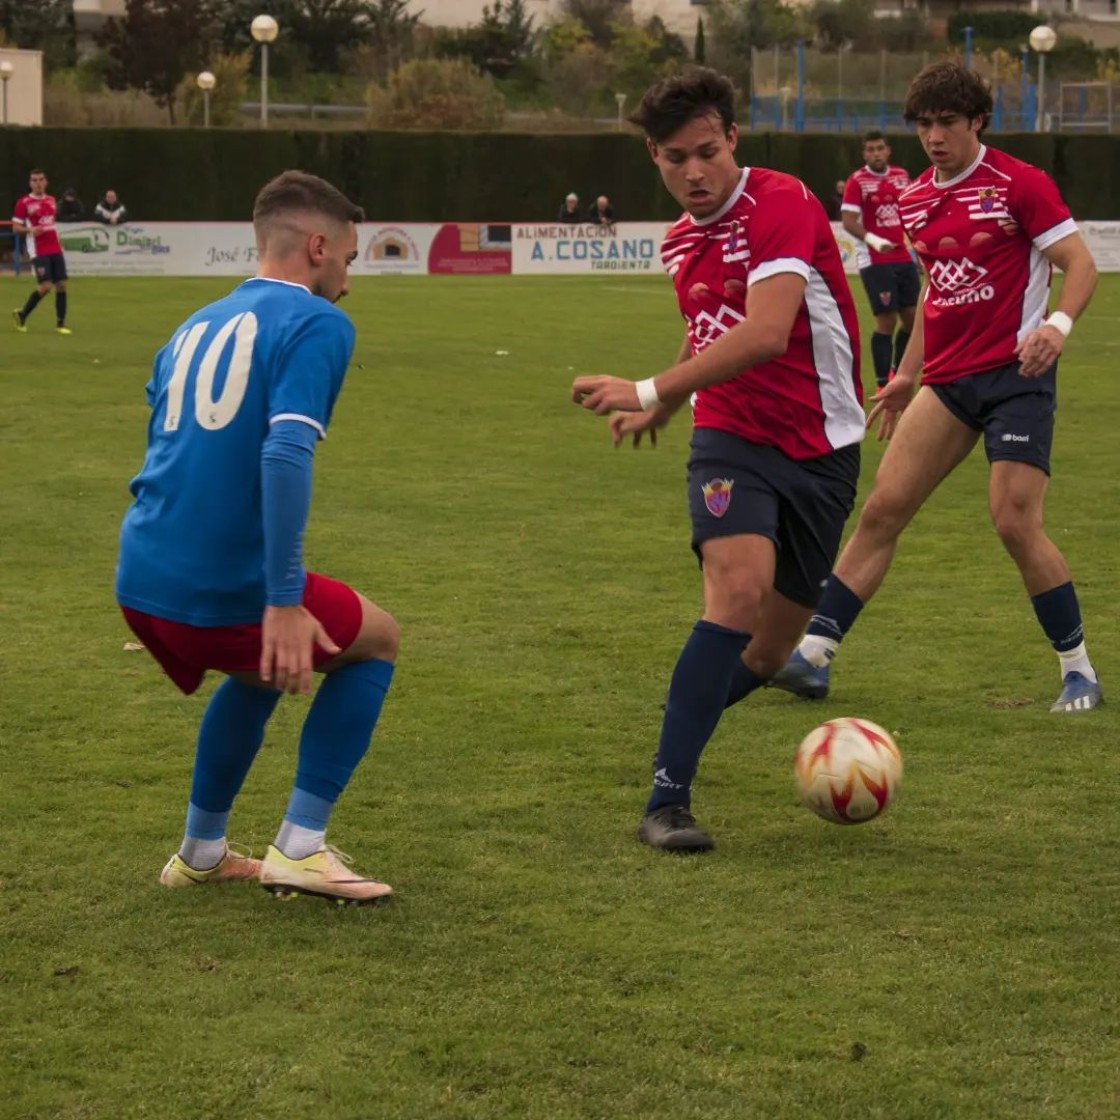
[927,256,995,306]
[702,478,734,517]
[690,303,746,349]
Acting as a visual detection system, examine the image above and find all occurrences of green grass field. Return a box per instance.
[3,272,1119,1120]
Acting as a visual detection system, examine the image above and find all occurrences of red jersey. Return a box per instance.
[841,164,913,268]
[898,145,1078,384]
[661,167,864,461]
[13,192,63,257]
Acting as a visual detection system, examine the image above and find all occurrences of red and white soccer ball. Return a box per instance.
[793,717,903,825]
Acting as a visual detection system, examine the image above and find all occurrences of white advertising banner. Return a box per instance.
[512,222,673,275]
[40,219,1120,277]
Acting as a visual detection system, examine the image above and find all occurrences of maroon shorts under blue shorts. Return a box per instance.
[120,572,363,695]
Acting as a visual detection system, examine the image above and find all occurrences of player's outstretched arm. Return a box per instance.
[571,273,806,415]
[1014,232,1098,379]
[608,330,693,448]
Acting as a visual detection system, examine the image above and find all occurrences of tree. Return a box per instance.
[433,0,538,79]
[0,0,76,69]
[96,0,211,123]
[560,0,629,49]
[809,0,872,50]
[694,16,706,65]
[289,0,375,71]
[366,0,421,82]
[367,57,505,129]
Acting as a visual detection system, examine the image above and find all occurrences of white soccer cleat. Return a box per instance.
[259,844,393,906]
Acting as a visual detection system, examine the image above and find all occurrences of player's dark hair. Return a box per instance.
[29,168,45,176]
[631,68,736,143]
[862,129,886,144]
[903,61,993,134]
[252,170,364,230]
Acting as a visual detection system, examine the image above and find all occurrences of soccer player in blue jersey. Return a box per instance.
[117,170,399,905]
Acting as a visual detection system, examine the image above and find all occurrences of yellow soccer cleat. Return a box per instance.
[56,326,72,335]
[160,845,262,888]
[259,844,393,906]
[12,309,27,333]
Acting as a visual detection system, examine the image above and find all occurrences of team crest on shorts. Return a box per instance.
[702,478,734,517]
[879,290,891,306]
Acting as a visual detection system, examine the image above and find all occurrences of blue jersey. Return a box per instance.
[117,277,356,626]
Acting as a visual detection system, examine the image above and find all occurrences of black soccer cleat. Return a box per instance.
[638,805,715,852]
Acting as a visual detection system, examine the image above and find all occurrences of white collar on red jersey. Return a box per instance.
[932,143,987,189]
[688,167,750,227]
[862,164,889,177]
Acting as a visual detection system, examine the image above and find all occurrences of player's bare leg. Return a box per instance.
[989,460,1101,712]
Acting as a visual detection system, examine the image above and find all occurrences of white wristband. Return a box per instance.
[864,232,890,253]
[1044,311,1073,338]
[635,377,662,411]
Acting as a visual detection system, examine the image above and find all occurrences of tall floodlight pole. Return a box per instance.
[197,70,216,128]
[1029,25,1057,132]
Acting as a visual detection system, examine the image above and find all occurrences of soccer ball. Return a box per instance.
[793,717,903,825]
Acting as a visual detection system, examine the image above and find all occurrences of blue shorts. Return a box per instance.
[860,261,919,314]
[929,361,1056,475]
[33,253,68,284]
[687,428,860,608]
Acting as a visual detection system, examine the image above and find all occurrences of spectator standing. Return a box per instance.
[57,188,86,222]
[95,189,128,225]
[557,192,582,224]
[587,195,616,226]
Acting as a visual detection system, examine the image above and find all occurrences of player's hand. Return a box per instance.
[609,406,670,448]
[572,375,641,415]
[865,374,915,442]
[260,604,341,695]
[1014,324,1065,378]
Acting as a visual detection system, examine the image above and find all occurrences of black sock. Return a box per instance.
[1030,581,1084,651]
[20,290,43,321]
[55,290,68,326]
[647,620,748,812]
[870,332,893,386]
[805,576,865,643]
[893,329,911,370]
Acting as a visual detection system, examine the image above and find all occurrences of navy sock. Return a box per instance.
[725,649,767,708]
[55,290,67,326]
[188,677,281,814]
[1030,581,1084,651]
[893,329,911,370]
[805,576,865,643]
[291,658,394,807]
[20,290,43,320]
[647,620,748,812]
[870,332,893,386]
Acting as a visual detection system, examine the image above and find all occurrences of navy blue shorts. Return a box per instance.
[33,253,68,285]
[860,261,919,314]
[930,361,1056,475]
[687,428,860,609]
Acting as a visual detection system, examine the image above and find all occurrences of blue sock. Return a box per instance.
[288,658,395,812]
[871,332,893,386]
[893,329,911,370]
[188,677,281,816]
[1030,581,1084,651]
[725,640,767,708]
[805,576,865,643]
[55,290,67,326]
[647,620,748,813]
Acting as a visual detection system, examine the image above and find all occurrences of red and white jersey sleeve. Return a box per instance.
[898,145,1079,384]
[13,193,62,257]
[841,166,913,268]
[660,167,864,460]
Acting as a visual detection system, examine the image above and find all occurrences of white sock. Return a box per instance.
[178,837,227,871]
[1057,642,1096,683]
[799,635,839,668]
[275,822,326,860]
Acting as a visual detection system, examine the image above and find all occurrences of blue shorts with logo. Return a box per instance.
[33,253,68,284]
[929,361,1056,475]
[860,261,920,313]
[687,427,860,608]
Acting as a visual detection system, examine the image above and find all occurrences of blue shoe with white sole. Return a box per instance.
[767,650,831,700]
[1050,671,1103,713]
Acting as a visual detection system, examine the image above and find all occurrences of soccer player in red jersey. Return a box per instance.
[571,69,864,851]
[11,169,71,335]
[841,130,920,388]
[773,61,1102,714]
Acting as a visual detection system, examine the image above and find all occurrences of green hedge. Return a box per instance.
[2,127,1117,222]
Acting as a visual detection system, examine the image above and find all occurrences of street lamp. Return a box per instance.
[1029,24,1057,133]
[0,61,13,126]
[614,92,626,131]
[197,70,216,129]
[250,14,279,128]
